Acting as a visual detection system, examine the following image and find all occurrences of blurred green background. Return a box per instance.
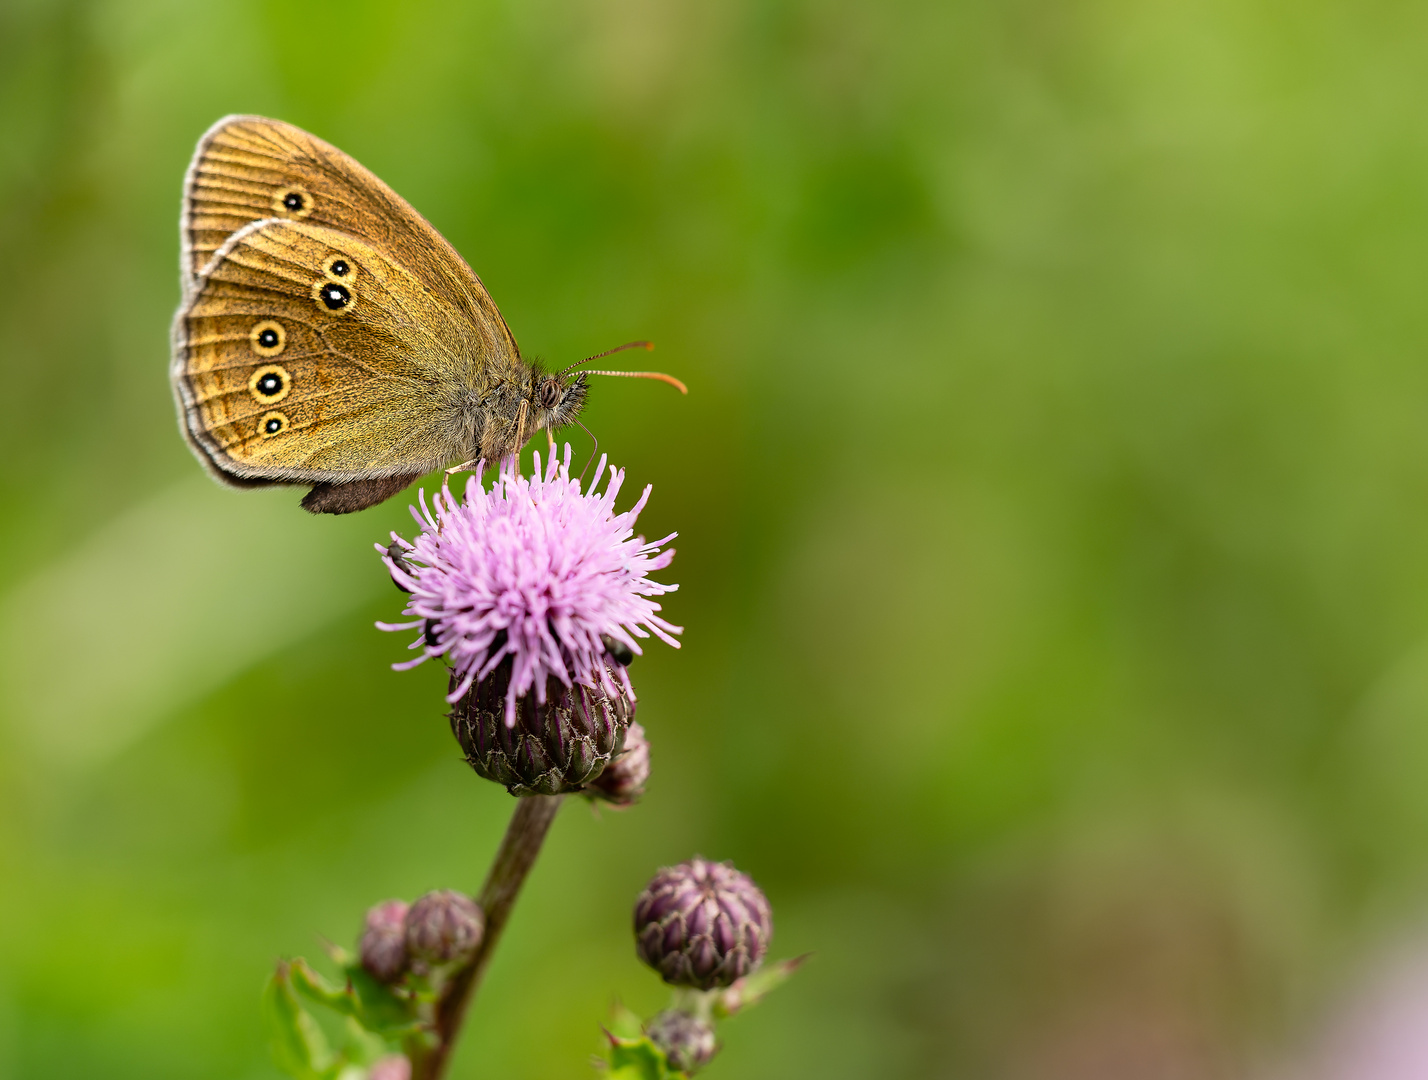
[6,0,1428,1076]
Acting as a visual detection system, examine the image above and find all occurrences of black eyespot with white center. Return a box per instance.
[249,319,286,357]
[258,410,290,438]
[249,363,291,404]
[272,187,313,217]
[321,253,358,283]
[320,283,350,310]
[266,417,282,433]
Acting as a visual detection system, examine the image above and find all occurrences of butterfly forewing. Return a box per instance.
[180,115,516,354]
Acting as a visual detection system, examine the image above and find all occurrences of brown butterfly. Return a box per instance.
[171,115,682,514]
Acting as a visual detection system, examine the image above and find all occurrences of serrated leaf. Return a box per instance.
[603,1033,687,1080]
[288,957,422,1039]
[712,954,810,1019]
[265,963,335,1080]
[605,1000,646,1040]
[345,962,423,1036]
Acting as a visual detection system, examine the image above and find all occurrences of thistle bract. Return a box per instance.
[379,447,680,725]
[449,660,633,796]
[634,858,772,990]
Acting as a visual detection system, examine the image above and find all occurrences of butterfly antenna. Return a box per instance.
[558,340,653,377]
[575,418,599,482]
[580,369,688,394]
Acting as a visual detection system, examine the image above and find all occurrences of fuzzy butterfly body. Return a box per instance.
[171,115,588,513]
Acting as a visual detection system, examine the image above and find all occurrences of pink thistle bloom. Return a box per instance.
[378,446,681,724]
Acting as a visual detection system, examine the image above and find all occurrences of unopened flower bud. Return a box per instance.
[645,1009,718,1074]
[449,661,633,796]
[588,720,650,807]
[405,889,484,966]
[634,858,772,990]
[359,899,410,983]
[368,1055,412,1080]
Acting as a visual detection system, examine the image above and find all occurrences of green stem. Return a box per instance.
[412,794,564,1080]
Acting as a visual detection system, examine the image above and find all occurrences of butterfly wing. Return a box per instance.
[173,217,503,488]
[180,115,516,354]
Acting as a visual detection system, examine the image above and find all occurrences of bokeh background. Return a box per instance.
[7,0,1428,1077]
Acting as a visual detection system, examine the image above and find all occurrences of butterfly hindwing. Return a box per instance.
[173,217,502,484]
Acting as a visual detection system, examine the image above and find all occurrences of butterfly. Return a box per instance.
[171,115,682,514]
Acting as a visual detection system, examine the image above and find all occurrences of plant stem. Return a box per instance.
[413,794,564,1080]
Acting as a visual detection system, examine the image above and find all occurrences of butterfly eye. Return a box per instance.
[538,379,561,410]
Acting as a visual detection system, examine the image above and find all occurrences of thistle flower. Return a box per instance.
[634,858,773,990]
[359,899,411,984]
[379,447,680,725]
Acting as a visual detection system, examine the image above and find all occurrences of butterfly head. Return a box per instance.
[531,371,589,433]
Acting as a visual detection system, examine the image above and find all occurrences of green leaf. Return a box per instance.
[603,1033,686,1080]
[605,1000,646,1040]
[264,962,335,1080]
[345,962,423,1036]
[712,954,810,1019]
[288,957,422,1039]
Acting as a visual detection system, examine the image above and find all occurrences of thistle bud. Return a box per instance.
[634,858,772,990]
[368,1055,412,1080]
[404,889,484,967]
[645,1009,718,1074]
[359,899,410,984]
[449,661,633,796]
[587,720,650,807]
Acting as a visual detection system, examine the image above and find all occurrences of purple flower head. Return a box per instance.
[378,447,680,724]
